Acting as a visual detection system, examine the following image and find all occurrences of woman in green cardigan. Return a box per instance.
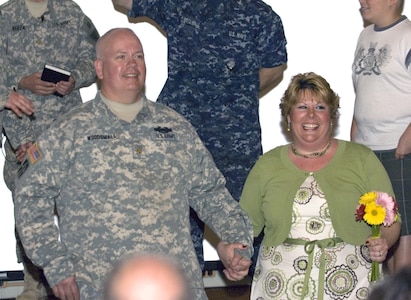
[240,72,401,300]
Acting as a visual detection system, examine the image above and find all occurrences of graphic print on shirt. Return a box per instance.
[354,42,391,76]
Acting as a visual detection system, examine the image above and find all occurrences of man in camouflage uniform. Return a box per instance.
[0,0,99,298]
[112,0,288,273]
[14,28,254,300]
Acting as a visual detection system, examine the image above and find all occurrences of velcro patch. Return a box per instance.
[27,142,43,165]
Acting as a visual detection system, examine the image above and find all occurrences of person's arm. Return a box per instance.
[256,7,287,98]
[112,0,132,10]
[2,106,35,151]
[239,161,265,239]
[187,133,254,268]
[396,123,411,159]
[14,133,78,290]
[259,64,286,98]
[381,222,402,249]
[350,118,357,142]
[0,21,34,116]
[67,12,99,92]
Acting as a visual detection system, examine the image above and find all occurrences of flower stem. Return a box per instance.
[370,225,381,282]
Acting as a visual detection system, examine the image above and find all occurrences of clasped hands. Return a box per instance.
[216,240,252,281]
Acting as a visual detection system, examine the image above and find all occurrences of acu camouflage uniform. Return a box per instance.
[128,0,287,270]
[14,93,254,300]
[0,0,99,192]
[0,1,98,298]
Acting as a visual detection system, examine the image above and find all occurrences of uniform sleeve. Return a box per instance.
[0,17,10,109]
[14,132,79,287]
[2,110,34,149]
[69,12,99,90]
[188,134,254,258]
[256,8,287,68]
[0,26,34,147]
[0,69,9,109]
[128,0,167,23]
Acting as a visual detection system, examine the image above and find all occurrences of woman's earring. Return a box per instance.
[287,122,291,132]
[330,121,333,132]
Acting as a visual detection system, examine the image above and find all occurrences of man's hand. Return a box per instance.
[5,91,34,117]
[55,76,75,96]
[16,141,34,162]
[18,72,57,96]
[216,241,252,281]
[52,275,80,300]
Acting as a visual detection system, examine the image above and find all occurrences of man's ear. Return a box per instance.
[94,59,103,80]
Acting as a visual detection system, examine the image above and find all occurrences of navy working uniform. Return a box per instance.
[126,0,287,270]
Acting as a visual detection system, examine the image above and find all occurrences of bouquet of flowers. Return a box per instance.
[355,191,399,281]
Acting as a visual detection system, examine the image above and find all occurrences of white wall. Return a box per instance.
[1,0,409,271]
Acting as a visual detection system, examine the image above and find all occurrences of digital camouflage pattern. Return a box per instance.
[0,0,99,191]
[14,94,254,300]
[127,0,287,270]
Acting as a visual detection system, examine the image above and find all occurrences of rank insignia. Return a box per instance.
[133,145,144,158]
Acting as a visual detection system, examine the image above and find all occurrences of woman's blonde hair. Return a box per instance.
[279,72,340,126]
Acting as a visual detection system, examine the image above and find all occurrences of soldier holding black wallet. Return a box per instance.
[0,0,99,298]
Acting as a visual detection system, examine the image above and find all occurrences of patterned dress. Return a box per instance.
[251,174,377,300]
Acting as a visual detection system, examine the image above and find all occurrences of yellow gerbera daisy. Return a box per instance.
[359,192,377,205]
[364,202,386,225]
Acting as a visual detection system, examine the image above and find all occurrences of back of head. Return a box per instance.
[103,253,191,300]
[368,267,411,300]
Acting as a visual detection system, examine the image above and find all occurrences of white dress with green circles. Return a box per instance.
[251,174,377,300]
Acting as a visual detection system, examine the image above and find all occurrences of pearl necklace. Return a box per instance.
[291,141,332,159]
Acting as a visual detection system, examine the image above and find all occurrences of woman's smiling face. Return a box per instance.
[288,89,332,148]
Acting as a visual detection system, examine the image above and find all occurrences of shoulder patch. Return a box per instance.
[27,142,43,165]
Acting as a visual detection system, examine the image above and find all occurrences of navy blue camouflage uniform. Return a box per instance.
[127,0,287,272]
